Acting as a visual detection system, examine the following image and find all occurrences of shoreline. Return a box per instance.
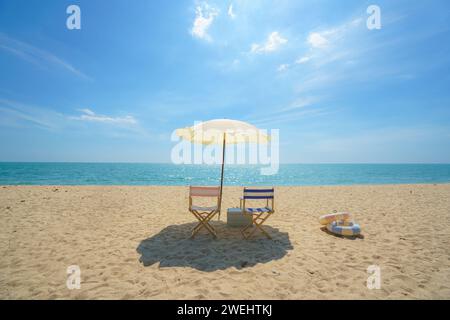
[1,182,450,188]
[0,181,450,188]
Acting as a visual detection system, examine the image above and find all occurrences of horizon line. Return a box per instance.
[1,161,450,165]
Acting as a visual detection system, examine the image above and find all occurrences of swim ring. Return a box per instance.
[326,220,361,236]
[319,212,351,225]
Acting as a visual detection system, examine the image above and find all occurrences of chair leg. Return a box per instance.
[241,213,255,239]
[192,220,217,238]
[192,214,211,233]
[242,213,260,239]
[191,211,204,236]
[242,213,272,239]
[191,211,218,238]
[242,224,258,239]
[255,222,272,239]
[204,212,218,236]
[198,220,217,237]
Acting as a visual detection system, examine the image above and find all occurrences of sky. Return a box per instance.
[0,0,450,163]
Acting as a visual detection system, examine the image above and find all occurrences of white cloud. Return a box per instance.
[251,108,327,126]
[70,109,137,125]
[0,99,148,139]
[306,18,363,51]
[190,3,219,41]
[277,64,289,72]
[228,4,236,19]
[295,56,311,64]
[251,31,288,54]
[280,97,317,112]
[287,18,365,69]
[307,32,328,48]
[0,99,59,130]
[78,108,95,116]
[245,96,320,126]
[350,18,363,27]
[0,33,91,80]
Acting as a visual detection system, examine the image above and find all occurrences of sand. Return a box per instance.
[0,184,449,299]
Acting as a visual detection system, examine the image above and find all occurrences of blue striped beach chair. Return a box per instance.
[240,187,275,239]
[189,186,221,238]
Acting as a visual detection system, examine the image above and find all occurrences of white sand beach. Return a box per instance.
[1,184,449,299]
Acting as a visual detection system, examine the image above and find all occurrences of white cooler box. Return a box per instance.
[227,208,253,227]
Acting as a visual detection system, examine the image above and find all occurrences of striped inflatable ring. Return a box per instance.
[326,220,361,236]
[319,212,351,225]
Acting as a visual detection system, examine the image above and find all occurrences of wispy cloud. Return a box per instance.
[277,63,289,72]
[251,108,329,127]
[279,97,318,113]
[295,56,311,64]
[307,32,328,48]
[273,16,368,96]
[304,18,363,59]
[0,33,91,81]
[306,19,362,50]
[190,2,219,41]
[0,99,154,142]
[278,17,364,70]
[245,96,323,126]
[289,14,436,96]
[306,125,450,163]
[0,99,61,130]
[250,31,288,54]
[228,3,236,19]
[70,109,137,125]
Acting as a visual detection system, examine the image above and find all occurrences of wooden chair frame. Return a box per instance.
[240,187,275,239]
[189,186,221,238]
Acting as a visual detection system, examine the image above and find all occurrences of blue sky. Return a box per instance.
[0,0,449,163]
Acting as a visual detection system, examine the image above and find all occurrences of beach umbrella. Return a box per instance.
[176,119,269,216]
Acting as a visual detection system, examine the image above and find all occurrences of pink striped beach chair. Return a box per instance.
[240,187,275,239]
[189,186,221,238]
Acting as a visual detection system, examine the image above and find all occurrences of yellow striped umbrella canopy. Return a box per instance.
[175,119,269,144]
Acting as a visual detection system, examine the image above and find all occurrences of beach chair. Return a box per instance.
[189,186,221,238]
[240,187,275,239]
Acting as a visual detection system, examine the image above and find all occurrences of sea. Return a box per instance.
[0,163,449,186]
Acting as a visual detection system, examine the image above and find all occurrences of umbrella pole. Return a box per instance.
[219,133,226,219]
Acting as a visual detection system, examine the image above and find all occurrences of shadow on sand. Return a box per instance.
[137,221,293,272]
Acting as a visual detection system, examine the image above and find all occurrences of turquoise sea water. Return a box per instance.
[0,163,449,186]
